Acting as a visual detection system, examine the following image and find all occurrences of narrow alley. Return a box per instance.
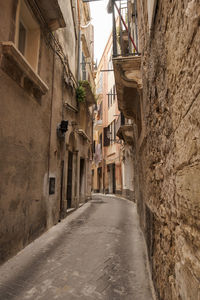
[0,0,199,299]
[0,195,154,300]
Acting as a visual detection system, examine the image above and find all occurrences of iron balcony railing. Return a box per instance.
[107,0,139,57]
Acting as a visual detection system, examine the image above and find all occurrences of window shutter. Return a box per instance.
[114,120,116,140]
[93,140,96,153]
[103,127,110,146]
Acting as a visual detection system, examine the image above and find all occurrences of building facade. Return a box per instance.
[0,0,95,264]
[109,0,200,299]
[92,33,123,195]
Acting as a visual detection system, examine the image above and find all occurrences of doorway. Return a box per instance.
[79,158,85,201]
[108,163,116,194]
[97,167,102,192]
[60,160,64,216]
[112,163,116,194]
[67,151,73,209]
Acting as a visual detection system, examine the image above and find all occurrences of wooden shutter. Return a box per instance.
[103,126,110,146]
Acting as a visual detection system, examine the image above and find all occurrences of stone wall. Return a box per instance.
[136,0,200,299]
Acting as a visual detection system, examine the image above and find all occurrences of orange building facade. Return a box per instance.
[92,33,123,195]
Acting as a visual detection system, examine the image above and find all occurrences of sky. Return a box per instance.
[90,0,112,64]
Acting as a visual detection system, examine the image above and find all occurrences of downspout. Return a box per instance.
[47,49,55,226]
[47,50,55,184]
[134,0,139,50]
[77,0,81,82]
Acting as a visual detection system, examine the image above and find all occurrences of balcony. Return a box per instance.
[113,55,142,119]
[81,23,93,59]
[94,119,103,131]
[80,81,96,106]
[34,0,66,31]
[117,125,134,145]
[116,112,134,145]
[77,129,91,143]
[116,112,125,133]
[108,0,142,131]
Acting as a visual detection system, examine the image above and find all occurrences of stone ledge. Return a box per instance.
[113,55,142,87]
[117,124,134,145]
[80,81,96,106]
[77,129,91,142]
[0,42,49,99]
[64,102,78,113]
[81,33,90,58]
[112,55,142,120]
[34,0,66,30]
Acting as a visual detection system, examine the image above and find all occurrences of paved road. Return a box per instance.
[0,195,154,300]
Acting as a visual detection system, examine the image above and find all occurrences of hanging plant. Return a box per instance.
[76,80,97,104]
[76,84,86,103]
[79,80,91,93]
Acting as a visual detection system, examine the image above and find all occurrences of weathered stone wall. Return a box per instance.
[136,0,200,299]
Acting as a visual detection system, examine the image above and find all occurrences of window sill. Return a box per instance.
[0,42,48,99]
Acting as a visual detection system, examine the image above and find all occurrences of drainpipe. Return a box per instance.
[46,49,55,226]
[112,1,117,57]
[77,0,81,82]
[47,51,55,185]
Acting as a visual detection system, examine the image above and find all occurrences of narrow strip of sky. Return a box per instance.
[90,0,112,63]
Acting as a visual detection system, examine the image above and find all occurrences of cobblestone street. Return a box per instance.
[0,195,155,300]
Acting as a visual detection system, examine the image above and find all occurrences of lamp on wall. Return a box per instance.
[57,120,68,139]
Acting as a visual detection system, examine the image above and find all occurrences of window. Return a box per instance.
[49,178,56,195]
[106,120,116,145]
[97,72,103,94]
[18,21,26,55]
[111,120,116,144]
[103,126,110,147]
[99,102,102,120]
[113,84,116,101]
[82,52,86,80]
[15,0,40,72]
[99,133,102,149]
[108,88,113,108]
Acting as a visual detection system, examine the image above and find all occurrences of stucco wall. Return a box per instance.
[57,0,77,78]
[0,0,93,264]
[0,0,54,262]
